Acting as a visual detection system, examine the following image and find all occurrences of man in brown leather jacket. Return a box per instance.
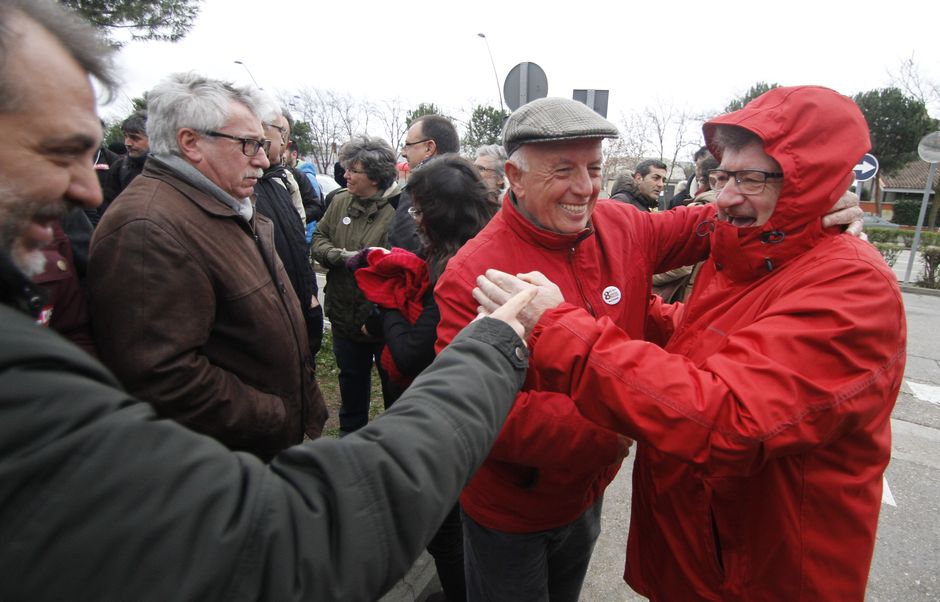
[90,72,327,460]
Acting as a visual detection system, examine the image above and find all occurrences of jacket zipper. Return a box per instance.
[569,247,595,316]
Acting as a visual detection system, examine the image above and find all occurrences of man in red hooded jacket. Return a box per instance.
[475,86,905,601]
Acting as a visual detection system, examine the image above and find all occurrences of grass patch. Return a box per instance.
[315,329,386,438]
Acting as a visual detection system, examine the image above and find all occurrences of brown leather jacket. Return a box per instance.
[90,160,327,461]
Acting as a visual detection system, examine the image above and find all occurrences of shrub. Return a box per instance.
[892,199,933,226]
[866,228,904,244]
[874,242,904,267]
[918,246,940,289]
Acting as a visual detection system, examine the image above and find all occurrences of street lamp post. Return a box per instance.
[477,33,505,114]
[233,60,262,90]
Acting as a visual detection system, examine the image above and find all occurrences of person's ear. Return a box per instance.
[506,160,525,197]
[177,128,203,163]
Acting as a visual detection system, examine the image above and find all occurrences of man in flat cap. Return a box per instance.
[432,97,711,601]
[433,97,863,601]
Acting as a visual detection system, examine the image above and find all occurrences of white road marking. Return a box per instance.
[906,380,940,406]
[882,477,896,507]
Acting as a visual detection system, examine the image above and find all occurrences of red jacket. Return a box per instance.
[435,195,711,532]
[528,86,906,599]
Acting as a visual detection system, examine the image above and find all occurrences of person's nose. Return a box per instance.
[66,161,103,209]
[571,166,594,198]
[715,182,744,211]
[252,149,270,170]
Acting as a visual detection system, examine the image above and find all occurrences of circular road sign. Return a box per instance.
[853,153,879,182]
[918,131,940,163]
[503,62,548,112]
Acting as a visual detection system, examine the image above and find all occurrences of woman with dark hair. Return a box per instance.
[352,154,496,602]
[311,135,401,436]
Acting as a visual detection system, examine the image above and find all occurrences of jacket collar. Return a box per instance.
[346,182,401,218]
[148,153,254,222]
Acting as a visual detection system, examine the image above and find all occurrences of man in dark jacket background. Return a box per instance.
[393,114,460,254]
[609,158,667,212]
[0,2,533,600]
[100,109,149,216]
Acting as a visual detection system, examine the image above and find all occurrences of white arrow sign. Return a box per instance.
[853,153,879,182]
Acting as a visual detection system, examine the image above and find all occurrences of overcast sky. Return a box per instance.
[100,0,940,147]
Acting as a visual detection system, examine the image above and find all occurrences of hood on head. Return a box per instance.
[703,86,870,233]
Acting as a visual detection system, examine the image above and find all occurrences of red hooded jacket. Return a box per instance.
[528,86,906,599]
[435,193,712,532]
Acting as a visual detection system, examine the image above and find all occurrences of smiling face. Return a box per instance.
[715,141,783,228]
[506,138,603,234]
[0,14,104,276]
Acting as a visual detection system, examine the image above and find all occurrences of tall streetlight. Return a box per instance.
[477,33,505,114]
[233,60,262,90]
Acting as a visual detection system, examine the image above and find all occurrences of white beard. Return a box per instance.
[11,237,47,277]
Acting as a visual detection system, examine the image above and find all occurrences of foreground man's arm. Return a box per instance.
[0,293,532,602]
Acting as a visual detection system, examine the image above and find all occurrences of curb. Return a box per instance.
[899,284,940,297]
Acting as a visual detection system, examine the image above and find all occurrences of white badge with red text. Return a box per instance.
[602,286,622,305]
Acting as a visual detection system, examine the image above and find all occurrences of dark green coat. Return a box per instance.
[311,185,400,341]
[0,303,527,601]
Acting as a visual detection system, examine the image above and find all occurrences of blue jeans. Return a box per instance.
[331,335,390,434]
[462,500,603,602]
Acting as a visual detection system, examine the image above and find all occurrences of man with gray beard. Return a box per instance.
[89,72,328,460]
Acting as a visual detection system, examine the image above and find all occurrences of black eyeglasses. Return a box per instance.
[708,169,783,195]
[476,165,499,175]
[263,122,288,141]
[202,130,271,157]
[402,138,430,149]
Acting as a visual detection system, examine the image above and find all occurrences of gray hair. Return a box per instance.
[507,146,529,172]
[338,135,397,191]
[709,125,763,153]
[475,144,508,176]
[147,72,266,155]
[0,0,117,111]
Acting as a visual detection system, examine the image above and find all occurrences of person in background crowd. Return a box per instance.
[100,109,148,215]
[473,143,508,205]
[352,154,497,601]
[253,102,323,359]
[311,135,401,435]
[651,152,719,302]
[393,114,460,254]
[474,85,901,602]
[609,158,668,212]
[0,4,535,600]
[668,145,710,208]
[90,72,327,461]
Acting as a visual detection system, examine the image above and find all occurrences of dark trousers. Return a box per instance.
[331,335,391,434]
[429,504,466,601]
[462,499,603,602]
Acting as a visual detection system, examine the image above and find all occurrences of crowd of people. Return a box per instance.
[0,1,907,601]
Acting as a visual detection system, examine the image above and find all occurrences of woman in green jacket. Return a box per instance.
[311,135,401,435]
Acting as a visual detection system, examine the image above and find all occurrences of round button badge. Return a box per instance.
[602,286,622,305]
[342,216,351,225]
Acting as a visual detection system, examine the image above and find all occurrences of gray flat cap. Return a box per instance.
[502,97,619,156]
